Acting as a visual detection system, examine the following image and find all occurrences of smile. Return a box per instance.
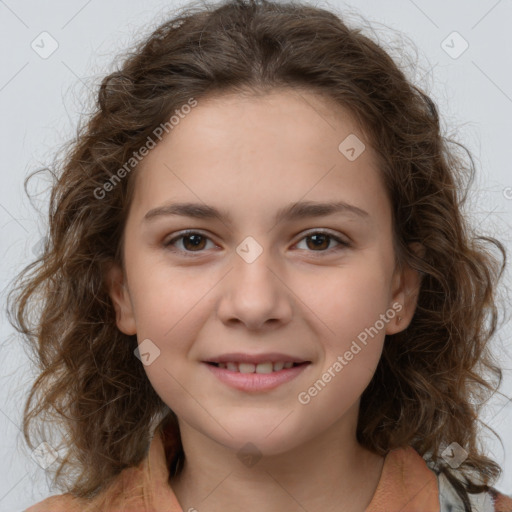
[203,361,311,392]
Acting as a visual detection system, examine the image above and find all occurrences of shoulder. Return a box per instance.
[24,493,83,512]
[24,425,176,512]
[393,446,512,512]
[491,488,512,512]
[436,465,512,512]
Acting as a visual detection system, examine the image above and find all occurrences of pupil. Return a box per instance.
[308,234,329,250]
[184,235,205,251]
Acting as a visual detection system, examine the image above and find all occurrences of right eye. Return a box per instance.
[163,230,217,256]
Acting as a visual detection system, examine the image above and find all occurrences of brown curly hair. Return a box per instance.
[7,0,508,509]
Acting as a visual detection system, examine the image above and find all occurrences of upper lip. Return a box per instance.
[203,353,310,364]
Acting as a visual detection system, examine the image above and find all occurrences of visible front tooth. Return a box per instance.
[238,363,256,373]
[272,361,284,371]
[218,362,227,369]
[255,362,273,374]
[283,361,293,369]
[226,362,238,371]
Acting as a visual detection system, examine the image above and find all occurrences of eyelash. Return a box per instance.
[163,229,351,257]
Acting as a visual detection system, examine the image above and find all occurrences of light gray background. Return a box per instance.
[1,0,511,510]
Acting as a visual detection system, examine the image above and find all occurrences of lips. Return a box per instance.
[203,358,311,392]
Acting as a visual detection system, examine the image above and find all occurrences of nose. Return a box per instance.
[216,245,293,331]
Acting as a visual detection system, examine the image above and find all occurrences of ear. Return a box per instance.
[385,242,424,335]
[105,262,137,335]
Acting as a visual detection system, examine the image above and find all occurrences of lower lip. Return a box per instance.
[203,362,310,392]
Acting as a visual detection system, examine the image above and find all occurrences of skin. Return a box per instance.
[107,88,422,512]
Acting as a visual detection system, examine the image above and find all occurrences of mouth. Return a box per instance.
[203,359,311,392]
[204,361,309,373]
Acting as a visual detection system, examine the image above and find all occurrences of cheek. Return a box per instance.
[295,266,390,420]
[130,277,207,416]
[302,258,392,344]
[126,261,217,370]
[127,252,213,339]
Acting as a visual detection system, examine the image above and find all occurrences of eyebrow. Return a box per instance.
[143,200,370,226]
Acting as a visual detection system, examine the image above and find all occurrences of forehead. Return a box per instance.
[129,89,389,225]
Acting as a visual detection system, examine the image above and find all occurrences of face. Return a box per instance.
[107,89,420,457]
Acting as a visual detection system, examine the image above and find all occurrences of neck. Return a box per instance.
[169,404,385,512]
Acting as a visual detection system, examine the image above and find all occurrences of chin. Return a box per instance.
[207,419,309,457]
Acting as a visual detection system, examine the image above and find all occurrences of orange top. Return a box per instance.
[26,426,512,512]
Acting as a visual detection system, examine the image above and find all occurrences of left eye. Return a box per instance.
[295,231,350,252]
[163,230,350,256]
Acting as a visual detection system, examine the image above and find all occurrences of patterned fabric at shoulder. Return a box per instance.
[437,471,495,512]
